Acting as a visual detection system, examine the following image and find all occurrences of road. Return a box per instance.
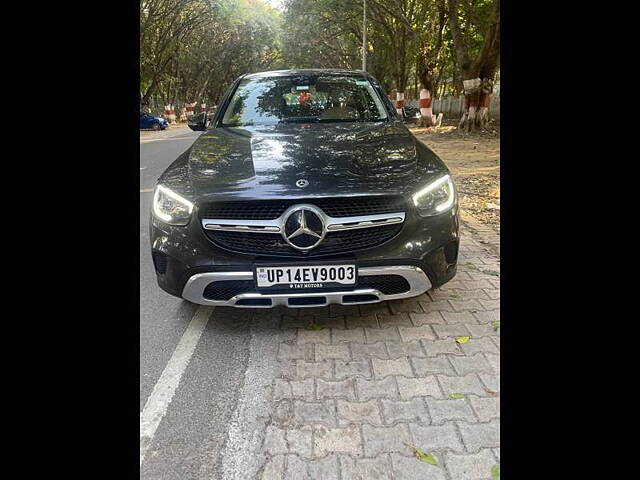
[139,125,501,479]
[140,126,271,479]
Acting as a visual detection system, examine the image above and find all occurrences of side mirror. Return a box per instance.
[187,112,208,131]
[402,107,419,124]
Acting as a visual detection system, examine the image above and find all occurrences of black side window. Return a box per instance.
[374,85,397,119]
[210,79,241,128]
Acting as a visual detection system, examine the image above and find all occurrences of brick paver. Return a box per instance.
[257,219,500,479]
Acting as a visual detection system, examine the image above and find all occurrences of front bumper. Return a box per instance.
[150,201,459,307]
[181,265,431,308]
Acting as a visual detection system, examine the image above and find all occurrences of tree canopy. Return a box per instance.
[140,0,283,107]
[140,0,500,122]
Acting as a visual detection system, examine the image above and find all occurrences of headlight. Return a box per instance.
[152,184,194,226]
[412,174,456,216]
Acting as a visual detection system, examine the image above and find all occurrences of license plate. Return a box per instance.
[255,264,357,289]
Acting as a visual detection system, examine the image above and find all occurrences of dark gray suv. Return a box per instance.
[150,69,459,308]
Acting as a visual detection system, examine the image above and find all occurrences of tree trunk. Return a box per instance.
[477,85,491,129]
[416,88,434,127]
[395,91,405,116]
[141,74,160,106]
[459,78,493,132]
[416,59,434,127]
[448,0,499,132]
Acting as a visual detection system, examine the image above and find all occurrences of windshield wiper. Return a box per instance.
[317,118,366,123]
[221,121,254,127]
[279,117,320,123]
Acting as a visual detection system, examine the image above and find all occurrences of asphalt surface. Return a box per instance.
[140,126,262,479]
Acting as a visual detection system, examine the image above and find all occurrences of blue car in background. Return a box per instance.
[140,112,169,130]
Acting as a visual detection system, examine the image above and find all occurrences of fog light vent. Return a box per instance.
[236,298,272,306]
[358,275,410,295]
[203,280,255,300]
[343,294,378,303]
[288,297,326,306]
[152,252,168,274]
[444,240,460,264]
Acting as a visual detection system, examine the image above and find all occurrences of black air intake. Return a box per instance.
[152,252,168,275]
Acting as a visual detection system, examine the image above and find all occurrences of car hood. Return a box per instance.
[169,121,445,202]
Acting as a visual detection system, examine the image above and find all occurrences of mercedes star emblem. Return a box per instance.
[282,205,325,251]
[296,179,309,188]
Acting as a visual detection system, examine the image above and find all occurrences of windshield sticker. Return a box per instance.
[298,90,311,106]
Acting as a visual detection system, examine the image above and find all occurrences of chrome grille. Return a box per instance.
[200,197,406,256]
[200,196,406,220]
[206,223,402,256]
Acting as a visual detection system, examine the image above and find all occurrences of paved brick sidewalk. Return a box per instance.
[242,218,500,480]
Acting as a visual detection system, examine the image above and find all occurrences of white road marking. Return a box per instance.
[140,306,213,466]
[139,136,196,144]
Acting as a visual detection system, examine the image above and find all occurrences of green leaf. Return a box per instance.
[449,294,461,299]
[450,393,465,399]
[491,464,500,479]
[419,451,437,465]
[416,449,437,465]
[491,321,500,331]
[455,336,470,344]
[406,444,437,465]
[482,269,500,276]
[306,322,326,331]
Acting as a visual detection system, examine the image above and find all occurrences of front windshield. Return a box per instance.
[221,75,388,127]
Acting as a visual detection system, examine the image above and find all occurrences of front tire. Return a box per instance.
[152,123,161,131]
